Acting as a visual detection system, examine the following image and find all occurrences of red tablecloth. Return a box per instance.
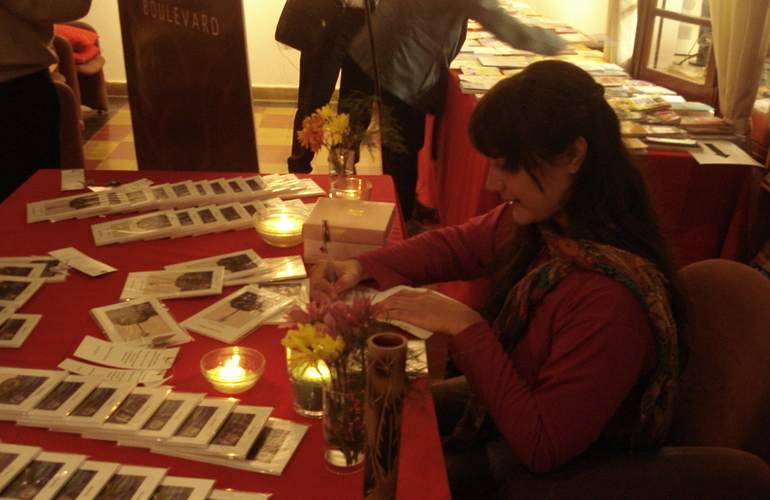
[0,170,450,500]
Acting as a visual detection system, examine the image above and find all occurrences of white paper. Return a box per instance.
[690,140,765,167]
[61,169,86,191]
[72,336,178,370]
[49,247,117,277]
[58,359,170,385]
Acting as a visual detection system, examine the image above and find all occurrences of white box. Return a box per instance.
[303,197,396,263]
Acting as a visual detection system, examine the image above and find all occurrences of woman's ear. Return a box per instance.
[561,136,587,174]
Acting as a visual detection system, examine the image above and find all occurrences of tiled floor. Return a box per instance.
[81,99,383,176]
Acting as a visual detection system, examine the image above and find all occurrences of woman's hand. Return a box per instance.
[309,258,370,302]
[376,288,483,337]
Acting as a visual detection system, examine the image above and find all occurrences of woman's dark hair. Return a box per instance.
[470,60,688,364]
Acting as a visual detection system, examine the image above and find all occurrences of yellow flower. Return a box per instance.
[317,105,336,121]
[326,113,350,146]
[281,323,344,371]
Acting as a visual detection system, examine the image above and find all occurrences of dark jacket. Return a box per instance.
[348,0,565,112]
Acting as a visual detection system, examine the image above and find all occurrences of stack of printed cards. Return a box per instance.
[27,174,323,225]
[180,286,294,344]
[164,250,265,287]
[0,365,308,477]
[119,268,225,301]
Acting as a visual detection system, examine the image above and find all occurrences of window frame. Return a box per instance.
[631,0,718,106]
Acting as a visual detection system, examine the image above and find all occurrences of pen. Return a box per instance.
[705,142,730,158]
[323,219,336,284]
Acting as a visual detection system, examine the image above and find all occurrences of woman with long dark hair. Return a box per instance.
[310,60,688,498]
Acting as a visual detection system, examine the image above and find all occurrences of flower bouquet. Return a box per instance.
[296,93,405,179]
[281,296,390,470]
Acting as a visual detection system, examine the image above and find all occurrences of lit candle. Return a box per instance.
[289,361,330,418]
[254,211,305,247]
[206,355,257,394]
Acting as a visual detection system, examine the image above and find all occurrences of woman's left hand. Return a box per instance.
[376,288,483,337]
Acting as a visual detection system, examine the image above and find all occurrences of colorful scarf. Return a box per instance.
[447,231,679,450]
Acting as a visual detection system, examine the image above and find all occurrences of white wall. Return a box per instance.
[83,0,607,89]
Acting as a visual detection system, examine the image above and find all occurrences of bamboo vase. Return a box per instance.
[363,332,408,500]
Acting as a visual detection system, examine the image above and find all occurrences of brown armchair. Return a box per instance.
[496,259,770,499]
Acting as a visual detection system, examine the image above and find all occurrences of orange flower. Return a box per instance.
[297,114,325,152]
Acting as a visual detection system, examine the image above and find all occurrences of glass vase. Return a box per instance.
[322,386,365,473]
[328,147,355,183]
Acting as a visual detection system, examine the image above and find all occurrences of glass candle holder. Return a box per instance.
[201,346,265,394]
[253,205,307,247]
[287,348,330,418]
[329,177,372,201]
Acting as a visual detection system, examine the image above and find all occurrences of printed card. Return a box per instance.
[55,380,137,429]
[119,268,224,301]
[0,276,46,309]
[90,298,192,348]
[0,314,41,348]
[21,374,103,425]
[164,398,238,448]
[0,444,43,491]
[52,460,121,500]
[180,286,293,344]
[132,392,205,441]
[150,476,215,500]
[0,367,68,416]
[91,465,167,500]
[165,250,264,282]
[91,211,182,246]
[1,451,88,500]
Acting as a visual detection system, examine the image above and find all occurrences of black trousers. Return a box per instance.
[0,70,60,202]
[287,8,367,174]
[342,59,426,220]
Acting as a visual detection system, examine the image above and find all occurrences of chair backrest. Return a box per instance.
[668,259,770,463]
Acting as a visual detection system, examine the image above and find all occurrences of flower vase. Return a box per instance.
[363,332,408,500]
[322,386,366,473]
[328,147,355,183]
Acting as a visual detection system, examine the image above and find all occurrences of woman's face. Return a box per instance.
[485,154,580,228]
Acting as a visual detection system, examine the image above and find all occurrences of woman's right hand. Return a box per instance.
[308,258,370,302]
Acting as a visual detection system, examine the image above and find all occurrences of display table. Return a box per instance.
[0,170,450,500]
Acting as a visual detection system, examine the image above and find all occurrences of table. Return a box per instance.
[0,170,451,500]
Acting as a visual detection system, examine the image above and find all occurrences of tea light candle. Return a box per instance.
[206,355,258,393]
[253,208,306,247]
[330,177,372,201]
[288,359,331,417]
[201,347,265,394]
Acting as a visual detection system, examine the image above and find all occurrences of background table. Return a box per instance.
[0,169,450,500]
[416,71,756,305]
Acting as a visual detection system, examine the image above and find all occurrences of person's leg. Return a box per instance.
[431,376,520,499]
[380,92,424,221]
[288,9,366,173]
[0,70,59,201]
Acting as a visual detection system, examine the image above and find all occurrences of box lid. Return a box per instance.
[303,198,396,245]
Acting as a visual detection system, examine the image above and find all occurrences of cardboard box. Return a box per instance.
[303,197,396,263]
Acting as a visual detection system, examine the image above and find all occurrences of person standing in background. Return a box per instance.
[345,0,566,223]
[284,1,369,174]
[0,0,92,202]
